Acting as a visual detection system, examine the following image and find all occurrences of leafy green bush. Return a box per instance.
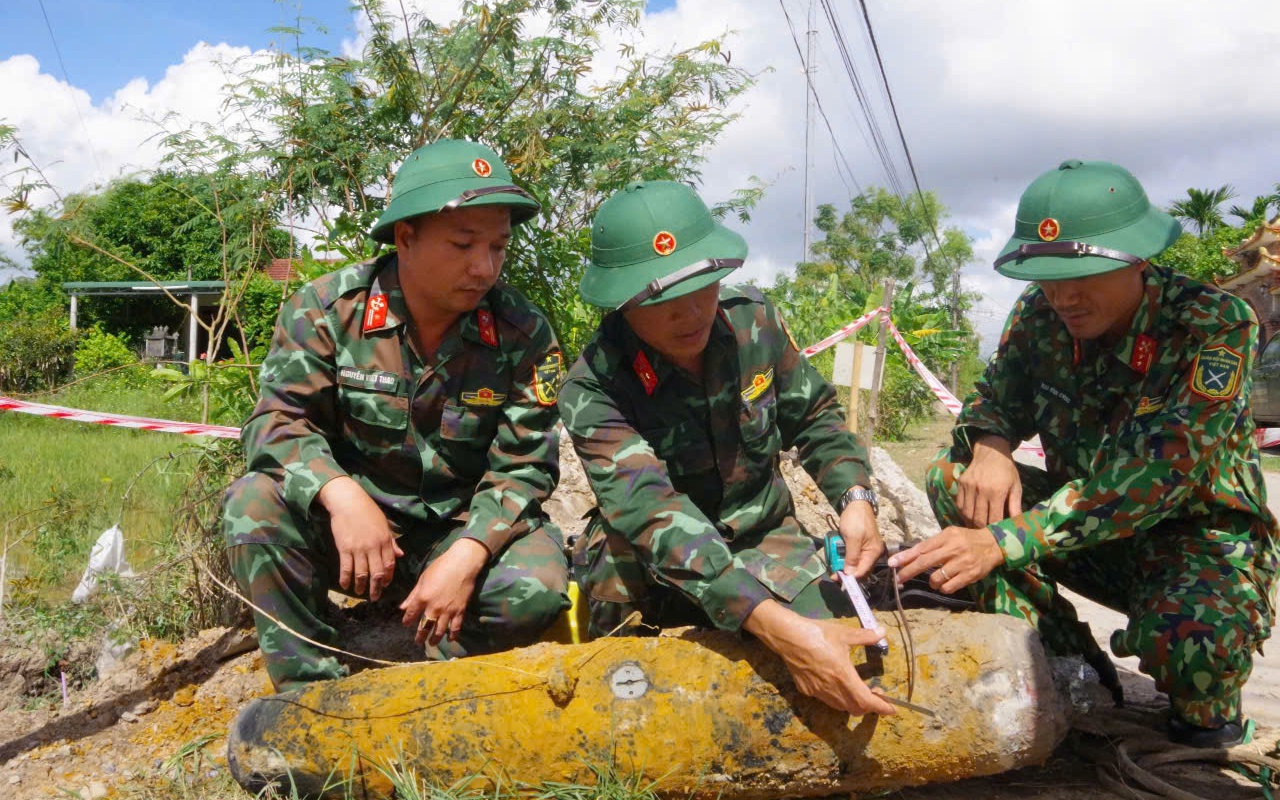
[0,313,78,392]
[74,327,138,376]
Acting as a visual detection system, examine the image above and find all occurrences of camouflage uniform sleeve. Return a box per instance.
[989,319,1258,569]
[560,372,773,632]
[953,291,1038,451]
[768,301,873,503]
[461,319,562,559]
[239,284,348,517]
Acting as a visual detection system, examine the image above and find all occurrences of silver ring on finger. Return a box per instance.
[938,566,951,582]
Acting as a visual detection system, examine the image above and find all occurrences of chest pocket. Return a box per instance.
[641,418,715,478]
[1032,381,1074,448]
[439,403,501,478]
[739,384,780,457]
[338,387,410,454]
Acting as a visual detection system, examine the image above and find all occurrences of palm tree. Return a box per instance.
[1169,185,1237,237]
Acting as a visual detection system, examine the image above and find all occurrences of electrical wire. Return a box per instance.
[35,0,104,178]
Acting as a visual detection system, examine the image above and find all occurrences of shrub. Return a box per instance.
[0,313,78,392]
[74,327,138,376]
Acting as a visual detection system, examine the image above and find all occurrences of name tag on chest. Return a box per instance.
[338,366,401,393]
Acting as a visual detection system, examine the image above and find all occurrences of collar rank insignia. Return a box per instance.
[741,369,775,402]
[1130,334,1157,375]
[633,350,658,396]
[476,309,498,347]
[462,387,506,407]
[533,351,563,407]
[1190,344,1244,401]
[363,294,389,332]
[1135,396,1164,416]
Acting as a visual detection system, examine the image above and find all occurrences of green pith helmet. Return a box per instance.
[994,159,1182,281]
[369,139,541,244]
[580,181,748,310]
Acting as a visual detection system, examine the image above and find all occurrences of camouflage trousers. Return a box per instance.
[927,448,1275,728]
[575,513,852,638]
[223,472,570,692]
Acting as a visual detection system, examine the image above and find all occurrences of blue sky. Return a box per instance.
[3,0,676,105]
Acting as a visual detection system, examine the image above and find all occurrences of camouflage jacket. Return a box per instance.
[560,284,872,631]
[240,252,564,559]
[958,263,1278,570]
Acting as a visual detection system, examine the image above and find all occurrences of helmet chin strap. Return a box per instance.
[616,258,744,312]
[994,240,1146,270]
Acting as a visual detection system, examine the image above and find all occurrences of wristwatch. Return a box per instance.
[835,486,878,515]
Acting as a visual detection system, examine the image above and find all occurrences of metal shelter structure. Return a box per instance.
[61,280,226,365]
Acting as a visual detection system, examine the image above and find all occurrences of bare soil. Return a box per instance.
[0,429,1276,799]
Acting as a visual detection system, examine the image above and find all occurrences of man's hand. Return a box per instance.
[957,435,1022,526]
[836,495,885,579]
[400,538,490,646]
[744,600,896,717]
[318,477,403,601]
[888,526,1004,593]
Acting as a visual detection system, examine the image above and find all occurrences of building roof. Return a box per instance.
[62,280,227,297]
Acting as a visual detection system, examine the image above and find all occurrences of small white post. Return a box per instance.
[69,293,78,330]
[187,293,199,365]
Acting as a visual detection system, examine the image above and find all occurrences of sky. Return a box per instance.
[2,0,1278,352]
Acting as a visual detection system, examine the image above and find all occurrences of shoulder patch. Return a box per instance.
[534,351,563,407]
[1190,344,1244,401]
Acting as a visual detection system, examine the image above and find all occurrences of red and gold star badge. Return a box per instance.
[633,350,658,395]
[653,231,677,256]
[476,309,498,347]
[1037,218,1060,242]
[472,158,492,178]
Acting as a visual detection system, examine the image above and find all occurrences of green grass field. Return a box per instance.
[0,378,209,598]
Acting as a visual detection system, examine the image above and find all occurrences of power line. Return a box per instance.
[777,1,861,204]
[36,0,104,178]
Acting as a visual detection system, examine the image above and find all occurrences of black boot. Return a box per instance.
[1167,715,1248,748]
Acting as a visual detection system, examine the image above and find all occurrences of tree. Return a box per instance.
[213,0,755,357]
[1156,227,1243,283]
[765,190,979,439]
[1228,187,1280,228]
[1169,185,1237,238]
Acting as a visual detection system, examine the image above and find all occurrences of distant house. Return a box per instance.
[1219,217,1280,425]
[263,257,343,283]
[1219,216,1280,350]
[265,258,301,282]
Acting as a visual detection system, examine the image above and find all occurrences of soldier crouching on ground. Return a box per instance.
[559,180,896,717]
[891,159,1279,747]
[222,139,570,692]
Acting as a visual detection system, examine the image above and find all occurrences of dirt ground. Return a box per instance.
[0,427,1276,799]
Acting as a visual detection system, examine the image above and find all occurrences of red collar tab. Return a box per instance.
[1130,334,1157,375]
[476,309,498,347]
[633,350,658,396]
[1072,338,1081,367]
[363,294,389,332]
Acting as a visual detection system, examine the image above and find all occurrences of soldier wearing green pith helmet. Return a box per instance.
[891,159,1280,747]
[222,139,569,692]
[560,180,897,718]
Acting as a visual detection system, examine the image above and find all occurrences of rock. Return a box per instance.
[6,775,20,786]
[85,781,108,800]
[869,446,941,543]
[95,626,137,678]
[120,711,139,723]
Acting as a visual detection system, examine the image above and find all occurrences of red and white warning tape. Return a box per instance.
[0,396,240,439]
[799,307,885,358]
[2,308,1279,454]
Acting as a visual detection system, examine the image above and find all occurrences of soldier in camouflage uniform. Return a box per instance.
[891,160,1279,746]
[223,139,569,692]
[560,181,896,717]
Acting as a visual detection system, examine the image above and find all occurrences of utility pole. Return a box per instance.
[865,278,895,450]
[801,0,817,263]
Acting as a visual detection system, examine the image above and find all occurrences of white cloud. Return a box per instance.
[6,0,1280,356]
[0,43,269,275]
